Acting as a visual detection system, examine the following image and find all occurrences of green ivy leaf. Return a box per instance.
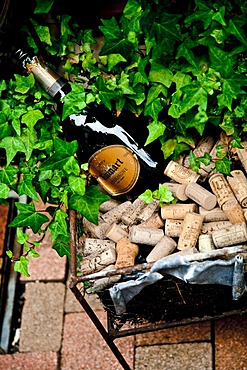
[69,185,110,224]
[138,189,153,203]
[145,121,165,145]
[62,83,86,120]
[68,175,87,196]
[9,202,49,234]
[0,164,18,186]
[28,249,40,258]
[0,183,10,198]
[215,157,232,175]
[16,227,29,244]
[48,209,69,242]
[161,139,177,159]
[17,174,40,202]
[153,184,174,203]
[95,76,117,110]
[34,0,54,14]
[21,109,44,130]
[148,62,173,88]
[14,74,35,94]
[0,136,26,165]
[39,138,78,170]
[52,234,70,260]
[14,256,30,277]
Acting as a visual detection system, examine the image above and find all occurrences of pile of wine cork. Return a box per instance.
[78,135,247,291]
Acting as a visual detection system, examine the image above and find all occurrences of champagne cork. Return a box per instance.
[164,160,200,184]
[208,172,236,207]
[161,203,198,220]
[198,234,215,253]
[164,219,183,237]
[140,213,165,228]
[177,212,204,250]
[101,201,131,224]
[227,170,247,207]
[201,220,232,235]
[199,206,228,222]
[121,198,146,225]
[185,183,217,210]
[236,141,247,173]
[115,237,139,269]
[163,182,188,201]
[83,218,110,239]
[136,199,160,222]
[83,238,116,256]
[129,225,164,246]
[212,222,247,248]
[146,235,177,262]
[105,222,129,243]
[93,265,121,292]
[221,198,245,224]
[80,246,117,274]
[99,199,121,212]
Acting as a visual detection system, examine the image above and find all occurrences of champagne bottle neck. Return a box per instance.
[16,50,67,98]
[26,56,67,98]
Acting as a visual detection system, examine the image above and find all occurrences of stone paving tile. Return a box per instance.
[65,282,103,313]
[134,342,213,370]
[0,352,58,370]
[214,314,247,370]
[19,282,65,352]
[61,311,134,370]
[135,321,211,346]
[20,229,67,282]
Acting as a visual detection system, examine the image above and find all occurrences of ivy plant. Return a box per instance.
[1,0,247,275]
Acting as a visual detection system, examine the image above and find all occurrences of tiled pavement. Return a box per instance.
[0,203,247,370]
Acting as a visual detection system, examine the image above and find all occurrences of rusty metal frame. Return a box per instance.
[68,209,247,370]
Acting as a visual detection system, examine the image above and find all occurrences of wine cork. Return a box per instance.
[129,225,164,246]
[140,213,165,228]
[146,235,177,262]
[164,219,183,237]
[208,172,236,207]
[93,265,121,292]
[105,222,129,243]
[177,212,204,250]
[198,234,215,253]
[201,220,232,235]
[199,206,228,222]
[164,160,200,184]
[184,136,215,177]
[101,201,131,224]
[161,203,198,220]
[212,222,247,248]
[185,183,217,210]
[163,182,188,201]
[193,136,215,157]
[83,218,110,239]
[236,142,247,173]
[136,199,160,222]
[80,246,117,274]
[221,199,245,224]
[99,199,121,212]
[121,198,146,225]
[83,238,116,256]
[209,139,228,161]
[227,170,247,207]
[115,237,139,269]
